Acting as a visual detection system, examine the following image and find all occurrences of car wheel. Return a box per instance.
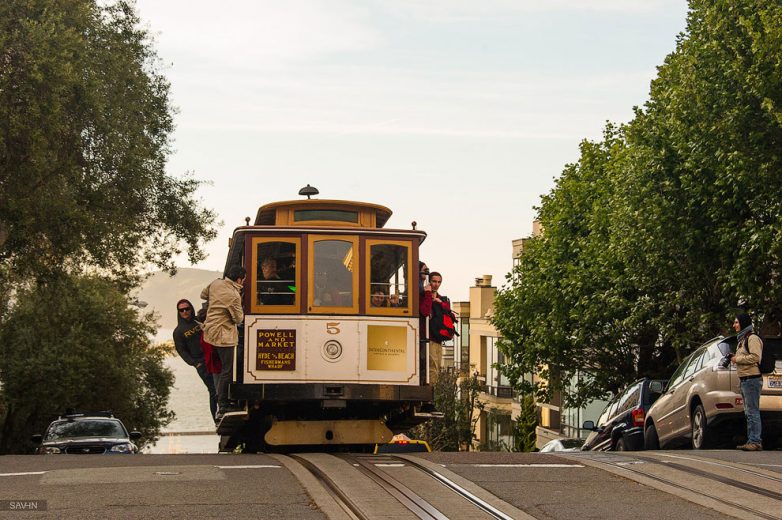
[691,404,710,449]
[644,423,660,450]
[615,438,626,451]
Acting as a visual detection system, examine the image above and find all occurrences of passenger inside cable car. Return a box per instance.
[369,243,408,310]
[371,288,400,307]
[313,240,354,307]
[256,242,296,306]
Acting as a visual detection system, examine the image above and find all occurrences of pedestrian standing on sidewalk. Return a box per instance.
[730,312,763,451]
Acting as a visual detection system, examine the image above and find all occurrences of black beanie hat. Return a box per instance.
[736,313,752,330]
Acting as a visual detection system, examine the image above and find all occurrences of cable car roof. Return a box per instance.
[255,199,393,228]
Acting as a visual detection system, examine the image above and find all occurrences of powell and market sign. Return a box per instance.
[256,329,296,371]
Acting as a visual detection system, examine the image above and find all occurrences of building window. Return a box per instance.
[483,408,515,450]
[455,319,470,372]
[486,336,510,389]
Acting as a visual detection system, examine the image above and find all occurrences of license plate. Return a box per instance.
[768,375,782,389]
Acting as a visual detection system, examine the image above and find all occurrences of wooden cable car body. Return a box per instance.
[217,197,433,451]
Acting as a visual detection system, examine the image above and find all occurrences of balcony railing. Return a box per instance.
[481,385,514,399]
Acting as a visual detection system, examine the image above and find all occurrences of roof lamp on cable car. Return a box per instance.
[298,184,319,199]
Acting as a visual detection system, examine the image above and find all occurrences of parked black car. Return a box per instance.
[582,378,666,451]
[32,413,141,454]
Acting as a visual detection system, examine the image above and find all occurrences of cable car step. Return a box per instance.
[215,410,249,435]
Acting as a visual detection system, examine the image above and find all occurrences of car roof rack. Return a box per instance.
[58,410,115,420]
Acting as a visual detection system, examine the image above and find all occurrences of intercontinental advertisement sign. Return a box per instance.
[366,325,407,372]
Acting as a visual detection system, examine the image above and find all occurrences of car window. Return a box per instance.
[690,350,707,373]
[683,348,707,379]
[45,420,126,440]
[613,383,641,417]
[596,398,616,426]
[667,352,699,389]
[643,380,666,405]
[701,345,722,367]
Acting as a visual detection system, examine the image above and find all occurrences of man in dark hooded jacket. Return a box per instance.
[173,298,217,420]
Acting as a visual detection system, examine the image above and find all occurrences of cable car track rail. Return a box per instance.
[289,453,520,520]
[339,454,449,520]
[288,454,365,520]
[651,452,782,485]
[382,455,516,520]
[575,452,782,520]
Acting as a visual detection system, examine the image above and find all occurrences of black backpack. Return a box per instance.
[746,333,776,375]
[429,297,458,343]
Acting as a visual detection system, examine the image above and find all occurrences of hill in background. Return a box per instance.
[138,268,222,331]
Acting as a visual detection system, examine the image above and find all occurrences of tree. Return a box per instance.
[513,394,537,452]
[0,0,216,288]
[493,0,782,407]
[411,370,483,451]
[0,0,215,452]
[0,274,174,454]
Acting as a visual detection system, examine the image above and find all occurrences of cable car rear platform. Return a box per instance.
[216,383,435,446]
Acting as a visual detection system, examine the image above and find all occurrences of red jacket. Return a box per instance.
[420,288,432,317]
[199,334,222,374]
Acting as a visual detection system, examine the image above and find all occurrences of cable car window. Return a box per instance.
[313,240,354,307]
[369,244,408,308]
[254,240,297,308]
[295,210,358,223]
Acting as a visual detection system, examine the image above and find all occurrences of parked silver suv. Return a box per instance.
[644,335,782,449]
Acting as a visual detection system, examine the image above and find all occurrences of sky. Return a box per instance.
[134,0,689,301]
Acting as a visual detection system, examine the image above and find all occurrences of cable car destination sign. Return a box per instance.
[256,329,296,370]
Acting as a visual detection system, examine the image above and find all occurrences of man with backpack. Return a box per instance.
[428,271,456,384]
[730,313,763,451]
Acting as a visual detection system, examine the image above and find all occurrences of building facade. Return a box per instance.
[452,221,607,450]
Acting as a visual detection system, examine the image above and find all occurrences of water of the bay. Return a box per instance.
[144,328,219,454]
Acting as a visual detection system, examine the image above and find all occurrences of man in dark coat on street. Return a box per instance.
[173,298,217,420]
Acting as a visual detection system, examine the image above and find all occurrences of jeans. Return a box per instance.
[215,346,235,411]
[195,362,217,419]
[740,377,763,444]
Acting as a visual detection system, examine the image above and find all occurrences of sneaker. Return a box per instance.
[736,443,749,450]
[740,443,763,451]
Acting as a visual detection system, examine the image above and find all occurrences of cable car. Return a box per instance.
[216,186,434,451]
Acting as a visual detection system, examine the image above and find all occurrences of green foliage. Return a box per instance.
[0,0,215,453]
[411,371,483,451]
[493,0,782,407]
[0,274,174,454]
[513,395,537,452]
[0,0,216,286]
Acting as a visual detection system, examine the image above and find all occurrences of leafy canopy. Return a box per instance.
[0,0,218,451]
[0,274,174,453]
[0,0,217,285]
[492,0,782,406]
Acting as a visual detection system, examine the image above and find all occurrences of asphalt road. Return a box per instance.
[0,450,779,519]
